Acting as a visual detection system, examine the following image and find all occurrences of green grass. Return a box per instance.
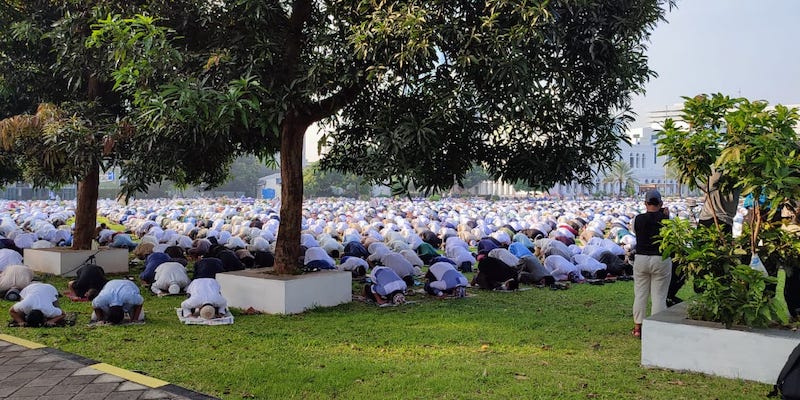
[0,271,779,400]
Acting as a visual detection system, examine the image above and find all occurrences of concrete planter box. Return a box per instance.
[642,302,800,384]
[216,268,352,315]
[23,247,129,277]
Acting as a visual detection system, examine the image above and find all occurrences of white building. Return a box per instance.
[551,105,685,198]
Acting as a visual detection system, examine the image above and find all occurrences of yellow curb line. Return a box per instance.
[0,334,46,349]
[90,363,168,388]
[0,334,169,389]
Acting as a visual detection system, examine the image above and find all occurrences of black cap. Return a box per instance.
[645,189,662,205]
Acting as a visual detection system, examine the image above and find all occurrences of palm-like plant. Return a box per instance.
[665,164,683,197]
[602,160,638,196]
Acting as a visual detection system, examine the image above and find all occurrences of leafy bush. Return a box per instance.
[657,93,800,328]
[687,266,779,328]
[659,218,781,328]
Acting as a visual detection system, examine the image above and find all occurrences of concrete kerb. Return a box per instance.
[0,334,218,399]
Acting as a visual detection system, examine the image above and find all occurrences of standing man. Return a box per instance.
[698,170,740,233]
[630,190,672,338]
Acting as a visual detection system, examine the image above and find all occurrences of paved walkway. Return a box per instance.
[0,334,217,400]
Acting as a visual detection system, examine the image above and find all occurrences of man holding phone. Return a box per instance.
[630,190,672,338]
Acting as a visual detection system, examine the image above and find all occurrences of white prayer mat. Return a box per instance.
[175,308,234,325]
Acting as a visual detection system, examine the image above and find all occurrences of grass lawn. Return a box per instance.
[0,269,780,400]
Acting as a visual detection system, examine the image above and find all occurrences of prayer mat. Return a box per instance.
[62,291,90,302]
[175,308,234,325]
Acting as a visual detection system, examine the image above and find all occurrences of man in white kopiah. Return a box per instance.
[424,261,469,298]
[181,278,228,319]
[150,261,191,295]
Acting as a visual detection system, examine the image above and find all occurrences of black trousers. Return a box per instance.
[786,269,800,317]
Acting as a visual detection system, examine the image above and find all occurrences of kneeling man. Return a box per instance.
[92,279,144,324]
[9,282,65,327]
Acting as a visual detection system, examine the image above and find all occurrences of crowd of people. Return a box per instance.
[0,193,781,332]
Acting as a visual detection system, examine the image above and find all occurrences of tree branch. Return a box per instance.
[279,0,313,91]
[308,78,367,123]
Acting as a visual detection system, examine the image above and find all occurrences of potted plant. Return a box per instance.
[657,93,800,328]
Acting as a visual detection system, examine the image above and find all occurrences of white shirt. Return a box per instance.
[399,250,424,267]
[544,255,583,281]
[447,246,476,265]
[601,239,626,256]
[0,249,23,273]
[488,248,519,268]
[445,236,469,250]
[181,278,228,313]
[92,280,144,312]
[0,264,33,292]
[304,246,334,266]
[12,283,62,318]
[152,262,190,291]
[300,233,319,248]
[573,254,607,273]
[380,252,415,278]
[581,245,606,260]
[338,257,368,272]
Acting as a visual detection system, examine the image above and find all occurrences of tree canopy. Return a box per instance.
[2,0,672,271]
[303,162,370,199]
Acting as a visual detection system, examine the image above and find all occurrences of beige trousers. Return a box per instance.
[632,254,672,324]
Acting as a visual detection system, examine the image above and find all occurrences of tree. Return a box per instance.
[0,1,264,249]
[89,0,670,274]
[303,162,370,199]
[460,166,491,191]
[0,2,130,249]
[657,94,800,327]
[602,160,638,196]
[215,156,274,197]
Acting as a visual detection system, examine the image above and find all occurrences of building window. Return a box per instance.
[641,153,646,168]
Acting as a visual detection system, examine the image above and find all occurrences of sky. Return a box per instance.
[630,0,800,128]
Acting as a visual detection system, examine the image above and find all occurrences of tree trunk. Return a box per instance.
[273,117,309,274]
[72,161,99,250]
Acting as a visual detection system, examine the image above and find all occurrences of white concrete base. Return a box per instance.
[216,268,352,315]
[642,302,800,384]
[23,248,129,277]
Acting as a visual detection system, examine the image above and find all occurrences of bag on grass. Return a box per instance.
[772,342,800,399]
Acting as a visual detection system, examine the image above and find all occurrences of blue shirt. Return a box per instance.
[92,279,143,312]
